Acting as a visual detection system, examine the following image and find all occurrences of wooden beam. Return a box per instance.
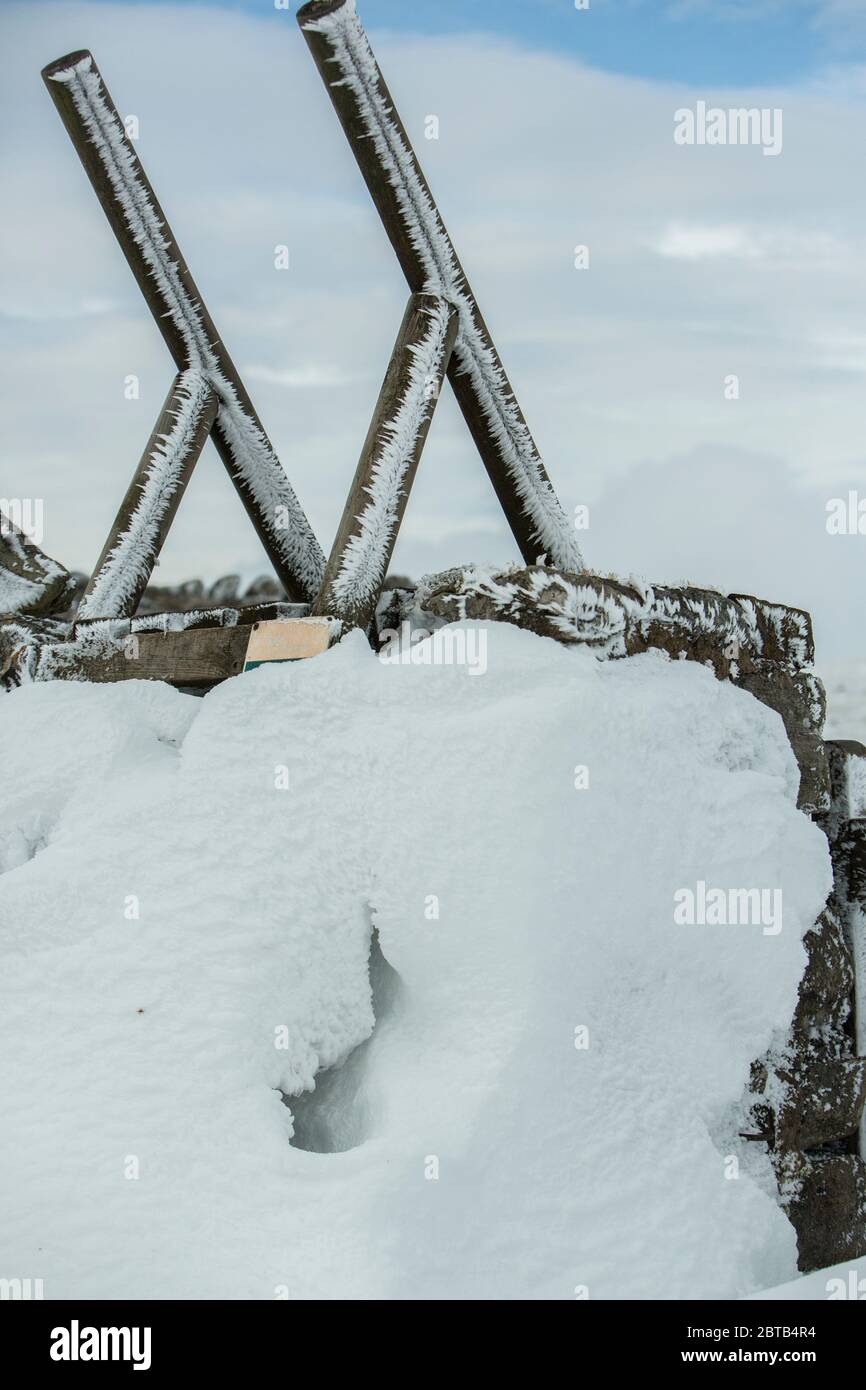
[41,50,325,603]
[72,600,309,637]
[77,371,218,620]
[36,616,339,689]
[313,292,457,630]
[37,624,255,689]
[297,0,582,575]
[243,616,340,669]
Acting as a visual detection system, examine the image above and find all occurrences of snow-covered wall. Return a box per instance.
[0,623,835,1297]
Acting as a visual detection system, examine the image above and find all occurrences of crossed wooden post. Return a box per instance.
[298,0,583,582]
[43,2,581,641]
[42,50,326,616]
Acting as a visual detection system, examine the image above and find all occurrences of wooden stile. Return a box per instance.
[23,15,587,692]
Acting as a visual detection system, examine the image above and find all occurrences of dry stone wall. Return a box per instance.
[378,562,866,1272]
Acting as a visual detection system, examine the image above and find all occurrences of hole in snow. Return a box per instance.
[0,817,52,876]
[284,927,400,1155]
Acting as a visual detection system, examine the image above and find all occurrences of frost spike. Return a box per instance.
[313,292,458,631]
[298,0,583,574]
[78,371,219,620]
[41,50,325,603]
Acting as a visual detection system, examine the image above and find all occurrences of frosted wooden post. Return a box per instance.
[298,0,583,575]
[313,292,457,630]
[77,371,218,620]
[41,50,325,603]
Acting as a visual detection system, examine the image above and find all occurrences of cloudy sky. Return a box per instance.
[1,0,865,661]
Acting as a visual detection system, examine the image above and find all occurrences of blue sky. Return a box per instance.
[86,0,866,85]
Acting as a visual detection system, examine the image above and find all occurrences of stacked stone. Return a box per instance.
[774,740,866,1271]
[381,562,866,1271]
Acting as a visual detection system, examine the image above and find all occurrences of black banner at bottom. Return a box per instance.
[1,1297,858,1374]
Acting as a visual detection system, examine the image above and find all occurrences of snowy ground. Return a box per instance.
[0,624,832,1299]
[747,1258,865,1301]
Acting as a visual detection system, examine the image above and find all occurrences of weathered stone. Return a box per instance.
[828,818,866,914]
[729,594,815,670]
[417,565,641,652]
[794,909,855,1040]
[622,584,760,676]
[795,672,827,734]
[205,574,242,605]
[0,614,69,689]
[734,663,829,813]
[0,512,74,617]
[374,584,414,645]
[415,565,770,673]
[52,571,292,623]
[776,1152,866,1272]
[774,1057,866,1151]
[850,819,866,909]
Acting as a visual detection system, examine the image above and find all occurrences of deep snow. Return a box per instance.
[0,623,831,1298]
[747,1257,866,1301]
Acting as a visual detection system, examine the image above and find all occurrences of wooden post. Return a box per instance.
[297,0,583,575]
[41,50,325,603]
[313,292,457,630]
[77,371,218,620]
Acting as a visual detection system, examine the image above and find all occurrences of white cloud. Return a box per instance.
[653,224,765,260]
[652,222,847,264]
[243,364,357,389]
[666,0,866,28]
[813,0,866,31]
[1,1,865,661]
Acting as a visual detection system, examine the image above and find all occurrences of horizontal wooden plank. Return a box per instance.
[37,624,254,689]
[72,600,309,639]
[37,615,340,689]
[244,617,340,668]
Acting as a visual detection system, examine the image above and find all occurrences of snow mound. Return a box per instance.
[0,623,831,1298]
[746,1257,866,1301]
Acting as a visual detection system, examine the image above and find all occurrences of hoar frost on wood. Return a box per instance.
[315,293,458,630]
[78,371,218,620]
[331,300,454,609]
[44,53,325,603]
[300,0,582,575]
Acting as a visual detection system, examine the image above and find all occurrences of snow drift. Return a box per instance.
[0,623,831,1298]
